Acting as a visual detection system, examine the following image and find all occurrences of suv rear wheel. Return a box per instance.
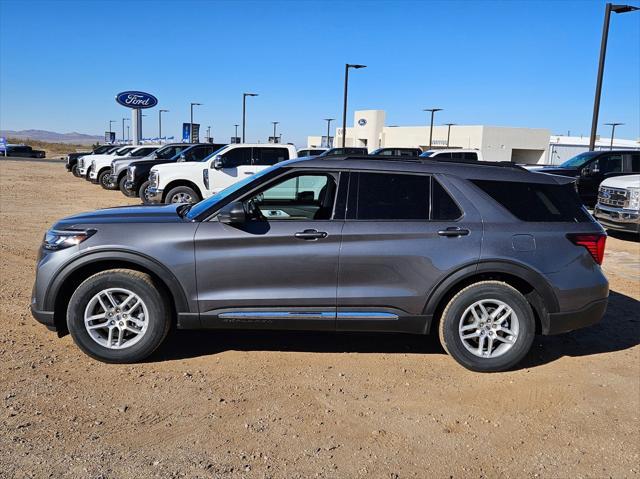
[438,281,535,372]
[66,269,171,363]
[165,185,200,204]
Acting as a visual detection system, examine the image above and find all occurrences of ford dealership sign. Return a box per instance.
[115,91,158,109]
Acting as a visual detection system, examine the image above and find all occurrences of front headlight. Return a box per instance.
[43,229,95,251]
[149,170,158,186]
[203,169,209,190]
[628,188,640,210]
[127,166,136,181]
[90,160,96,171]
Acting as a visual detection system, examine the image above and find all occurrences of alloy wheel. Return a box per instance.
[458,299,519,358]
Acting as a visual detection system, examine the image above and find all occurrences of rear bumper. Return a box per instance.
[545,298,608,335]
[30,304,57,331]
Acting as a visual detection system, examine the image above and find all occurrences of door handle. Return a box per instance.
[438,227,470,237]
[294,229,328,240]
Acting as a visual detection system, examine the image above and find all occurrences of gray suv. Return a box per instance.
[30,156,609,372]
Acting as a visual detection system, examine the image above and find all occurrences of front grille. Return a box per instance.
[598,186,628,208]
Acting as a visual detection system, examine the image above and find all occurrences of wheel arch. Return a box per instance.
[45,250,191,336]
[423,260,558,335]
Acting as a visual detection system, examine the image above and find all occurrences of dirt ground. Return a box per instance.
[1,160,638,479]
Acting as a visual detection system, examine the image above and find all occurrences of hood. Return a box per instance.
[129,157,175,168]
[600,174,640,189]
[53,204,186,229]
[529,166,579,177]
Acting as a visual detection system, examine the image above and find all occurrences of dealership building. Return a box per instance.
[308,110,551,164]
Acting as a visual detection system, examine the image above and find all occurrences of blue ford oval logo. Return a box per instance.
[358,118,367,126]
[115,91,158,109]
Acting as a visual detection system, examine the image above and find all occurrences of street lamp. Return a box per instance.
[121,118,129,143]
[604,122,624,150]
[271,121,279,143]
[242,93,258,143]
[158,109,169,141]
[589,3,639,151]
[423,108,442,150]
[207,125,211,142]
[444,123,456,147]
[126,125,130,142]
[324,118,334,148]
[234,124,239,143]
[190,102,202,143]
[342,64,367,147]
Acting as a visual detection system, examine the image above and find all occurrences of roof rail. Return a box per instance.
[332,154,527,170]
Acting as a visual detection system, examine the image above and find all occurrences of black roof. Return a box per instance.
[287,155,574,185]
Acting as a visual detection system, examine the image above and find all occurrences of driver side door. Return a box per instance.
[194,170,345,330]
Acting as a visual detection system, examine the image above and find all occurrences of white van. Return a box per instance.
[147,143,297,204]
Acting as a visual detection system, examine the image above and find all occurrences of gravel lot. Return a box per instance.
[1,161,638,478]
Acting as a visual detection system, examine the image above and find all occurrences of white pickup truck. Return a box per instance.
[77,146,138,180]
[420,149,483,161]
[147,143,298,204]
[88,145,160,189]
[594,174,640,234]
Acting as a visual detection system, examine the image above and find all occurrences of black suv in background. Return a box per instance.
[124,143,225,202]
[31,155,608,372]
[370,147,423,157]
[5,144,46,158]
[533,150,640,206]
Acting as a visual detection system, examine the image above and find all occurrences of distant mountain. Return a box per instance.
[0,129,103,144]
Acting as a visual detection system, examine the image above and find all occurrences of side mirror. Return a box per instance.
[217,201,246,224]
[177,154,186,162]
[212,155,223,169]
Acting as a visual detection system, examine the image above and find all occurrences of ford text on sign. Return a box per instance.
[115,91,158,109]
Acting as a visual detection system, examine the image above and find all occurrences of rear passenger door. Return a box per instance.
[252,147,289,168]
[336,171,482,333]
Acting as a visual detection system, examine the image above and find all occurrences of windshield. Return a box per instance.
[199,145,229,162]
[186,164,280,220]
[559,152,597,169]
[156,145,189,159]
[419,150,436,157]
[115,147,135,156]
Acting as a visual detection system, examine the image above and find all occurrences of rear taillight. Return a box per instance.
[567,233,607,265]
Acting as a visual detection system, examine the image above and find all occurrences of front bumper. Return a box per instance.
[146,187,163,203]
[30,304,56,331]
[546,298,608,335]
[594,205,640,234]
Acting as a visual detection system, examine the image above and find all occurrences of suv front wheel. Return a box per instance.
[438,281,535,372]
[66,269,171,363]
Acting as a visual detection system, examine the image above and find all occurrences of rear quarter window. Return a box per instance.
[472,179,591,222]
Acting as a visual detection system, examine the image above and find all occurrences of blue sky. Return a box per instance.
[0,0,638,146]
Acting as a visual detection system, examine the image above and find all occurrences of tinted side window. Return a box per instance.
[356,173,430,220]
[472,180,591,222]
[253,147,289,165]
[630,154,640,172]
[464,152,478,161]
[184,146,209,162]
[434,152,452,160]
[222,147,252,168]
[596,154,623,174]
[432,180,462,220]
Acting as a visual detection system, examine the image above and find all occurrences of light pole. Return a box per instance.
[207,125,211,142]
[126,126,130,142]
[190,102,202,143]
[121,118,129,143]
[242,93,258,143]
[589,3,639,151]
[444,123,456,147]
[271,121,279,143]
[158,109,169,141]
[342,64,367,147]
[605,122,624,150]
[234,124,239,143]
[423,108,442,150]
[324,118,334,148]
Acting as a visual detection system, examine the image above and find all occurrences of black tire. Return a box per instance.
[119,175,137,197]
[138,180,152,204]
[98,170,116,190]
[165,185,200,204]
[438,281,535,372]
[66,269,171,363]
[71,165,80,177]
